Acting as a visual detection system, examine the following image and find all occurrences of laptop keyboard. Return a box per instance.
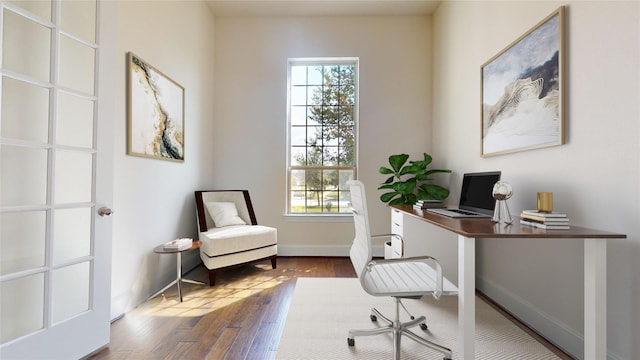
[449,209,478,215]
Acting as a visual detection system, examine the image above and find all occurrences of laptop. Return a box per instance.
[427,171,501,218]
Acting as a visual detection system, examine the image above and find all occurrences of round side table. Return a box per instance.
[149,240,205,302]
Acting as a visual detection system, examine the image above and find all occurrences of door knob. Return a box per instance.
[98,207,113,216]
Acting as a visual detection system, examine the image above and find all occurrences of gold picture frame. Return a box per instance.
[481,7,565,157]
[127,52,185,162]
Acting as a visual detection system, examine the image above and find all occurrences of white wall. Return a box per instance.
[110,1,216,318]
[213,15,436,254]
[432,2,639,359]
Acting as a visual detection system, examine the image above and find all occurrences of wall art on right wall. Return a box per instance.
[481,6,565,157]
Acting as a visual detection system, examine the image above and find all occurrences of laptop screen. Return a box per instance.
[459,171,502,215]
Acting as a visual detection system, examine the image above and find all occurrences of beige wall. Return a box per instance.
[110,1,216,318]
[213,15,436,254]
[432,2,639,359]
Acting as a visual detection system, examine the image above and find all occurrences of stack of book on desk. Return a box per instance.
[520,210,570,230]
[413,199,446,210]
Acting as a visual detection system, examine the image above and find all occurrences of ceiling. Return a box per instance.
[205,0,441,17]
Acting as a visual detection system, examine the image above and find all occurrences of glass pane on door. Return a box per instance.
[52,262,90,323]
[57,92,94,148]
[2,9,51,82]
[1,76,50,144]
[54,150,92,204]
[0,145,48,207]
[53,207,91,265]
[0,274,45,343]
[0,211,47,275]
[7,0,51,22]
[59,35,95,94]
[60,0,96,42]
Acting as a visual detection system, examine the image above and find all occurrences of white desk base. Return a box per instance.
[457,235,607,360]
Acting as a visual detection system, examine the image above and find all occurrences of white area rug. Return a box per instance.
[277,278,560,360]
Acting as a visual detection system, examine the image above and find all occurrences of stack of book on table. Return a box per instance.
[163,238,193,250]
[413,199,446,210]
[520,210,570,230]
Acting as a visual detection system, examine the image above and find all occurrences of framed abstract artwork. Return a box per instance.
[127,52,185,162]
[481,7,565,157]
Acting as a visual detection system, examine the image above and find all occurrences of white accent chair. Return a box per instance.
[346,180,456,360]
[195,190,277,286]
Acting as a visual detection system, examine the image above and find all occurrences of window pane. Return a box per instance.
[3,10,51,82]
[306,191,321,210]
[290,126,307,146]
[290,66,307,86]
[340,146,355,166]
[1,145,48,206]
[53,207,91,265]
[290,86,307,106]
[307,86,321,105]
[8,0,51,21]
[339,170,355,190]
[57,91,94,148]
[0,273,45,343]
[290,106,306,126]
[290,147,306,166]
[52,262,90,323]
[305,170,321,190]
[60,0,96,42]
[307,66,323,85]
[59,35,95,95]
[55,150,93,204]
[1,77,50,144]
[323,169,339,190]
[307,106,322,126]
[0,211,46,276]
[323,146,338,166]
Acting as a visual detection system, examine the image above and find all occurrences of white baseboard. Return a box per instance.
[477,275,581,357]
[476,276,623,360]
[277,244,384,258]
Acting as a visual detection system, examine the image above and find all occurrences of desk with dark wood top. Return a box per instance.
[390,205,626,360]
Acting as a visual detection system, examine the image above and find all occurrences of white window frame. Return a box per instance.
[285,57,359,219]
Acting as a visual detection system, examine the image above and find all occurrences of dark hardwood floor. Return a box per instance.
[88,257,356,360]
[88,257,573,360]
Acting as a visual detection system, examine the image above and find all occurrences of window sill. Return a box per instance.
[283,213,353,223]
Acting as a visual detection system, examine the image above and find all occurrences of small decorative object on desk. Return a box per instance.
[492,181,513,224]
[520,210,570,230]
[163,238,193,250]
[413,199,446,210]
[536,192,554,212]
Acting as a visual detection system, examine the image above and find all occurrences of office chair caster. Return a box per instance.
[420,323,428,331]
[370,314,377,322]
[347,337,355,346]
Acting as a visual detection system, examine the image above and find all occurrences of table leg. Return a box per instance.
[458,235,475,360]
[176,252,183,302]
[584,238,606,360]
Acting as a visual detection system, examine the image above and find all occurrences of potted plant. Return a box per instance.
[378,153,451,205]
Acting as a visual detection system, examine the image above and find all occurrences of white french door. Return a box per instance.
[0,0,114,359]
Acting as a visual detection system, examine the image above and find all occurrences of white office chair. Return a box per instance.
[346,180,456,360]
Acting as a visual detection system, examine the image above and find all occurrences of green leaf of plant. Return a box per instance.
[377,183,395,190]
[418,184,450,200]
[422,153,433,166]
[379,166,394,175]
[380,192,399,203]
[389,198,407,206]
[388,154,409,173]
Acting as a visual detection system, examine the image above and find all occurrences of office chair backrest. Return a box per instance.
[347,180,373,279]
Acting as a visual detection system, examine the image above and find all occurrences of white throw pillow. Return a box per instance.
[205,202,247,227]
